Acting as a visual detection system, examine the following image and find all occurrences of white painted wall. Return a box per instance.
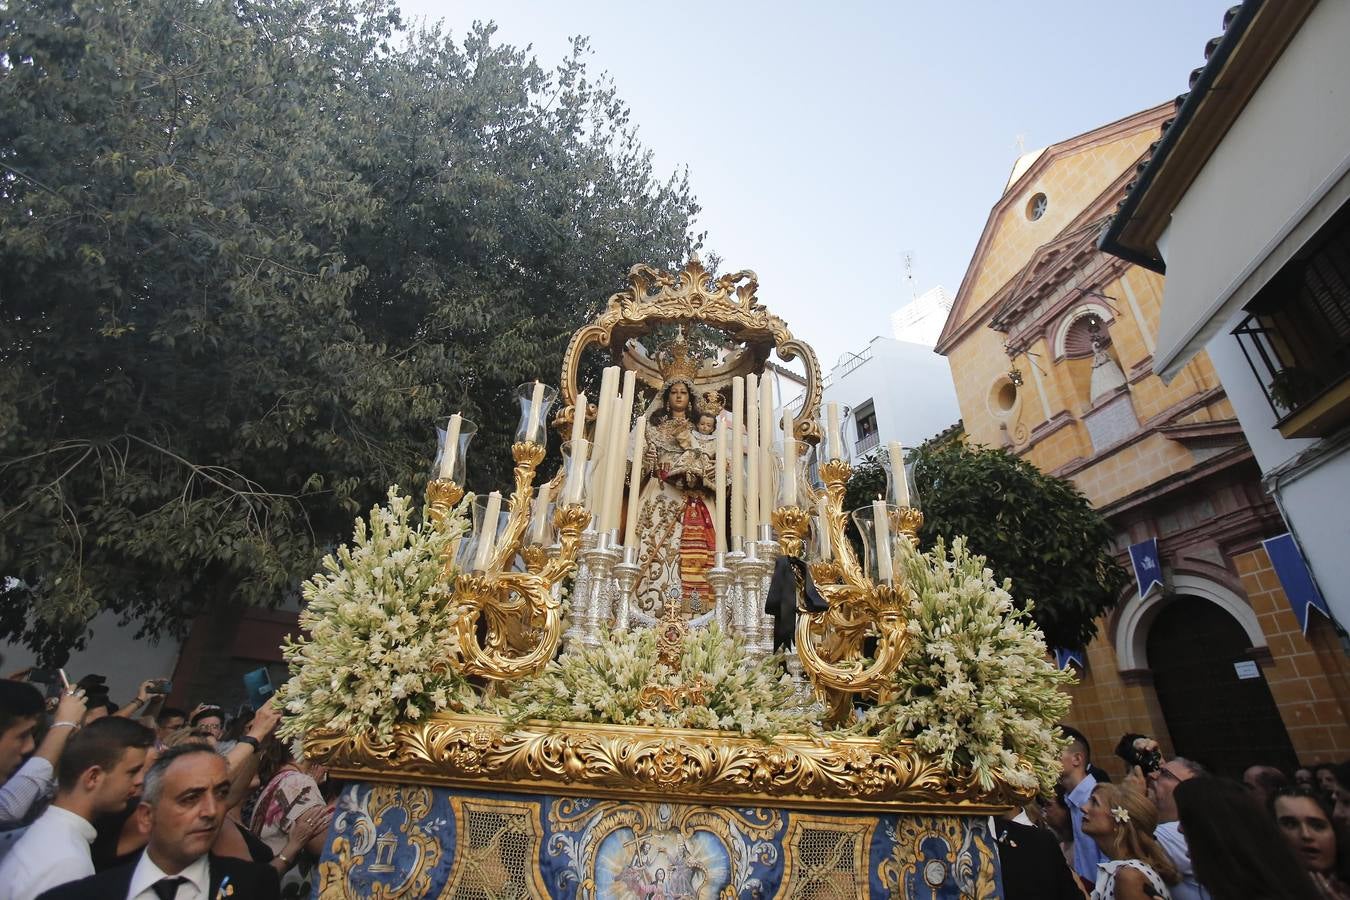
[1155,0,1350,375]
[1,611,183,704]
[1151,1,1350,627]
[1203,315,1350,623]
[822,337,962,455]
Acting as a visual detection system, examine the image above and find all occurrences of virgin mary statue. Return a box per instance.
[632,338,724,618]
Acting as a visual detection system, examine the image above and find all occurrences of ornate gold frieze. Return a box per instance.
[306,713,1030,815]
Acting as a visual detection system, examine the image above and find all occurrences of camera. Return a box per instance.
[1115,732,1162,775]
[146,678,172,695]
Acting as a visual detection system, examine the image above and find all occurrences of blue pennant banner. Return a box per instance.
[1054,648,1086,671]
[1128,538,1164,598]
[1262,533,1332,633]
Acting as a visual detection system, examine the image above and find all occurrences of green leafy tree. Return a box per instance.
[906,442,1126,649]
[0,0,699,659]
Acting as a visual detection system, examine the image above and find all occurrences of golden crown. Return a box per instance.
[656,329,702,385]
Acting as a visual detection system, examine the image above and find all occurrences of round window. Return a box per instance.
[1026,192,1048,221]
[988,377,1018,418]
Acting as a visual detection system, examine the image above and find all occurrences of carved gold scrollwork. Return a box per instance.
[556,258,824,443]
[450,503,590,682]
[792,459,912,724]
[306,714,1032,814]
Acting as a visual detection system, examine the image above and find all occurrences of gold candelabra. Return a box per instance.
[772,458,924,725]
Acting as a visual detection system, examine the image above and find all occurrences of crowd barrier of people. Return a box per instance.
[0,671,331,900]
[1014,725,1350,900]
[4,669,1350,899]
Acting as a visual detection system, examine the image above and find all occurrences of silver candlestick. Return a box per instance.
[756,524,781,656]
[706,551,733,633]
[612,545,640,633]
[564,528,601,651]
[583,533,623,647]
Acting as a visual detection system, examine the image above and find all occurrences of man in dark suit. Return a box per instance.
[38,743,278,900]
[991,815,1085,900]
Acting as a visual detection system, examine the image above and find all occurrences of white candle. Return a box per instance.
[745,374,759,538]
[782,404,797,507]
[873,497,893,582]
[590,367,619,515]
[606,369,637,533]
[474,490,503,571]
[759,375,774,525]
[730,378,744,545]
[816,494,832,561]
[565,438,589,505]
[888,441,910,506]
[569,392,587,447]
[524,380,545,444]
[438,412,462,480]
[827,402,842,462]
[530,483,550,545]
[623,417,647,549]
[714,420,727,553]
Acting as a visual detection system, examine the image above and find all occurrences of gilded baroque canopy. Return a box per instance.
[557,258,823,442]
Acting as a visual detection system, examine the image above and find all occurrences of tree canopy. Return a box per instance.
[846,442,1126,649]
[0,0,700,659]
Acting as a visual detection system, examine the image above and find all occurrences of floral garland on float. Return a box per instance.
[282,258,1072,813]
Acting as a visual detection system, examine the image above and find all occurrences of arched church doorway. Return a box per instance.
[1147,596,1298,777]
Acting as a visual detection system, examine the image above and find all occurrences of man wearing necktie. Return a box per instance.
[37,744,278,900]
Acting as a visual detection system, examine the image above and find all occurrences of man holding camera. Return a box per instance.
[1118,733,1210,900]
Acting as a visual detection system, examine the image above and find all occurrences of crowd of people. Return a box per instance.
[1001,725,1350,900]
[0,672,331,900]
[7,665,1350,900]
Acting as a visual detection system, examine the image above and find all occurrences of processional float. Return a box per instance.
[309,259,1021,898]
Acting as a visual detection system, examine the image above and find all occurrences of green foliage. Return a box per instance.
[0,0,699,658]
[905,442,1127,649]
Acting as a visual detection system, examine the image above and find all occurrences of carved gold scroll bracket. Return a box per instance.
[790,459,913,725]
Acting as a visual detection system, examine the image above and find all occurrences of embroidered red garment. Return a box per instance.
[679,493,715,606]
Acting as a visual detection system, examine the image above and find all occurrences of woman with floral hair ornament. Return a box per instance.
[1080,782,1180,899]
[631,334,724,618]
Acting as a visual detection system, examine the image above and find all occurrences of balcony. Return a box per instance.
[1232,214,1350,439]
[855,431,880,455]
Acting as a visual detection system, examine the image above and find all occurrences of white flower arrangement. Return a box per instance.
[859,536,1073,794]
[499,623,818,740]
[276,487,482,743]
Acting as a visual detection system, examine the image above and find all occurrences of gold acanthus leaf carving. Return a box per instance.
[307,714,1032,815]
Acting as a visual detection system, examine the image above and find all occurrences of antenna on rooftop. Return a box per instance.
[903,252,917,301]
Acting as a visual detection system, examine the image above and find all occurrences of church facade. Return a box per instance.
[935,104,1350,777]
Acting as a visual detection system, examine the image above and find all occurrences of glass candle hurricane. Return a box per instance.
[559,440,597,508]
[884,448,920,510]
[821,406,854,465]
[775,440,814,509]
[514,382,559,446]
[851,501,900,585]
[433,416,478,485]
[463,494,512,573]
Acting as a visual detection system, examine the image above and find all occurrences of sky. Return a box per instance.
[400,1,1233,369]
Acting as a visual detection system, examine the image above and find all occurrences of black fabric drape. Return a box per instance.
[764,555,827,651]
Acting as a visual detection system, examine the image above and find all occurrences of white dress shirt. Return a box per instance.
[1155,820,1211,900]
[0,757,56,827]
[127,851,210,900]
[0,805,97,900]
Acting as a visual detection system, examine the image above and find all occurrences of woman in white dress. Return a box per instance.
[1080,782,1180,900]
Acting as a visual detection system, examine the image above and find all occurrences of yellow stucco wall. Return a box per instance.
[950,130,1162,337]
